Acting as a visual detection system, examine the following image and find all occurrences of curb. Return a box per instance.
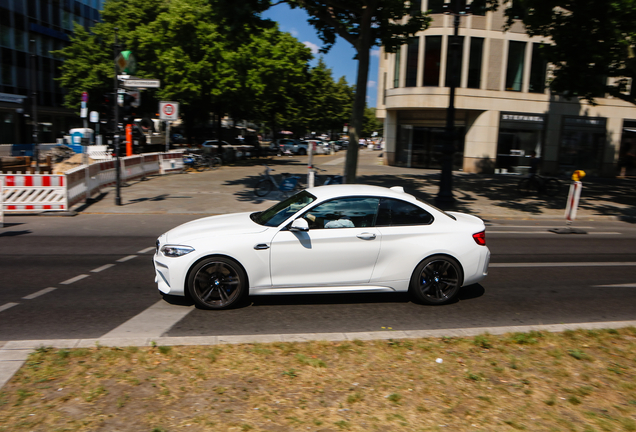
[2,320,636,389]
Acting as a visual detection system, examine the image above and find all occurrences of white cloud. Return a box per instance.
[290,28,299,37]
[367,80,377,88]
[303,41,320,54]
[371,49,381,57]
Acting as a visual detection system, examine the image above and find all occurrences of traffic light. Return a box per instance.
[120,92,136,125]
[100,93,115,132]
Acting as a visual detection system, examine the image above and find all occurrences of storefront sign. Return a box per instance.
[501,113,544,123]
[0,93,26,104]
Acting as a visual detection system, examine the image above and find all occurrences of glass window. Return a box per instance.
[423,35,441,86]
[405,37,419,87]
[376,199,434,226]
[529,43,546,93]
[393,48,401,88]
[303,197,380,229]
[427,0,444,13]
[467,37,483,89]
[506,41,526,91]
[469,0,487,16]
[445,35,464,88]
[14,28,25,51]
[409,0,422,13]
[0,25,11,47]
[251,191,316,227]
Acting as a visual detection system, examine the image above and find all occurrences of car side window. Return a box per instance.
[376,198,434,226]
[303,197,380,229]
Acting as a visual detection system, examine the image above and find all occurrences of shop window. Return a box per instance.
[405,37,419,87]
[14,28,26,51]
[505,41,526,91]
[393,48,401,88]
[445,35,464,88]
[0,25,11,47]
[423,35,441,86]
[427,0,444,14]
[559,117,607,176]
[529,43,546,93]
[467,37,483,89]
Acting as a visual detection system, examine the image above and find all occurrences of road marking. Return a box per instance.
[138,247,155,254]
[324,157,345,166]
[91,264,115,273]
[60,274,89,285]
[491,262,636,268]
[101,300,195,339]
[22,287,56,300]
[0,303,19,312]
[593,283,636,288]
[117,255,138,262]
[488,231,621,235]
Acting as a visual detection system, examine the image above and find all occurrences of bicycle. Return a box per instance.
[254,165,301,197]
[518,174,561,197]
[182,153,206,172]
[311,166,343,186]
[201,154,222,170]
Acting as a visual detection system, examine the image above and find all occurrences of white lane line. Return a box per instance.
[491,262,636,268]
[0,303,19,312]
[91,264,115,273]
[488,231,621,235]
[138,247,155,254]
[324,157,345,166]
[60,274,89,285]
[117,255,138,263]
[22,287,56,300]
[593,283,636,288]
[101,299,195,339]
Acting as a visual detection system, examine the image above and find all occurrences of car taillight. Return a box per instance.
[473,231,486,246]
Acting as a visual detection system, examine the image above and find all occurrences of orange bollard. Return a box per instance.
[126,124,133,156]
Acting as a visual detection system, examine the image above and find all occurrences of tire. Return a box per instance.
[194,159,205,172]
[187,256,246,310]
[544,178,560,197]
[254,178,273,197]
[409,255,463,305]
[518,178,539,196]
[298,148,307,156]
[211,157,221,170]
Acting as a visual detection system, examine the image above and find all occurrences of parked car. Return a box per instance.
[277,138,308,155]
[154,184,490,309]
[304,139,333,155]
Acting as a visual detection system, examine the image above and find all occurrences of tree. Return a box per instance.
[280,0,431,182]
[485,0,636,105]
[362,106,382,138]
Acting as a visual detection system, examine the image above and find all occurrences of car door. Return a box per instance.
[270,197,381,287]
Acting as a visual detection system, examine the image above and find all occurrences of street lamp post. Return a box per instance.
[113,28,122,206]
[29,39,39,174]
[435,0,470,207]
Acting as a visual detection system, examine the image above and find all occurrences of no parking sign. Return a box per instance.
[159,101,179,121]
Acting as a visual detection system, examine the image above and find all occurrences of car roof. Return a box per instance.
[306,184,418,202]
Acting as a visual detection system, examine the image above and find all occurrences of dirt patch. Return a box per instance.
[1,329,635,431]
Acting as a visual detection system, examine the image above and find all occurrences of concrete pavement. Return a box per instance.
[67,148,636,221]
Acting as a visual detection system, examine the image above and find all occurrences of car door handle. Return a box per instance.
[356,233,376,240]
[254,244,269,250]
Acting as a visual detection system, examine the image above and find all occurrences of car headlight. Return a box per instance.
[160,244,195,258]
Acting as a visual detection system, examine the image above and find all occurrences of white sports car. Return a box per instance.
[154,185,490,309]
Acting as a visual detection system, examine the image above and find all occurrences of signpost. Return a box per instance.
[122,79,160,88]
[160,101,179,152]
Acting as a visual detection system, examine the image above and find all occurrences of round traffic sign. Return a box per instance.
[81,92,88,103]
[163,104,174,116]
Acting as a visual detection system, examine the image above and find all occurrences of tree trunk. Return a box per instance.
[344,12,373,184]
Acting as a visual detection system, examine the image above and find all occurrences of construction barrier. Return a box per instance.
[1,151,184,218]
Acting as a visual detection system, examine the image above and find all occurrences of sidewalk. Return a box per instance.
[69,149,636,221]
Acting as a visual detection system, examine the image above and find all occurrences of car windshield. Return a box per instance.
[251,191,316,227]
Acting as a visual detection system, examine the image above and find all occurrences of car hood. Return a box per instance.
[165,212,267,243]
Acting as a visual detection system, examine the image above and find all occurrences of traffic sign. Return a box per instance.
[122,79,160,88]
[81,91,88,103]
[159,101,179,121]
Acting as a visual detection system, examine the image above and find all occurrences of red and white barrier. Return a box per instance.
[1,151,183,216]
[565,181,583,222]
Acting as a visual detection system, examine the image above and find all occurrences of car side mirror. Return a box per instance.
[289,218,309,232]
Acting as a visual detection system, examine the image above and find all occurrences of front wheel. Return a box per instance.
[211,157,222,170]
[409,255,463,305]
[254,178,273,197]
[187,257,246,309]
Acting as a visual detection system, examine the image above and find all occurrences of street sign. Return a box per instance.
[159,101,179,121]
[80,107,88,118]
[81,91,88,103]
[116,50,137,74]
[122,79,160,88]
[89,111,98,123]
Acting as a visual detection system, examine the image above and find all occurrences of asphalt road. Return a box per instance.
[1,215,636,342]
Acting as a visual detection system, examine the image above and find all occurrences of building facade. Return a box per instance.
[376,1,636,177]
[0,0,103,146]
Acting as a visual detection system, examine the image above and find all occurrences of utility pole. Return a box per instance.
[30,39,39,173]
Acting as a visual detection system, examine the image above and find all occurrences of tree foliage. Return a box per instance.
[485,0,636,105]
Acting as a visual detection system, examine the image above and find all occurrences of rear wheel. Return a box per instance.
[410,255,463,305]
[544,178,560,197]
[254,178,273,197]
[187,257,246,309]
[211,157,222,170]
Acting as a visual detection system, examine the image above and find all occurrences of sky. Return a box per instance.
[261,4,380,108]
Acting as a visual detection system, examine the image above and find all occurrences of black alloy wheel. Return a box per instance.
[188,257,246,309]
[410,255,463,305]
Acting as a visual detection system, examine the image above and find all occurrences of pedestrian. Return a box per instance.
[529,150,540,176]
